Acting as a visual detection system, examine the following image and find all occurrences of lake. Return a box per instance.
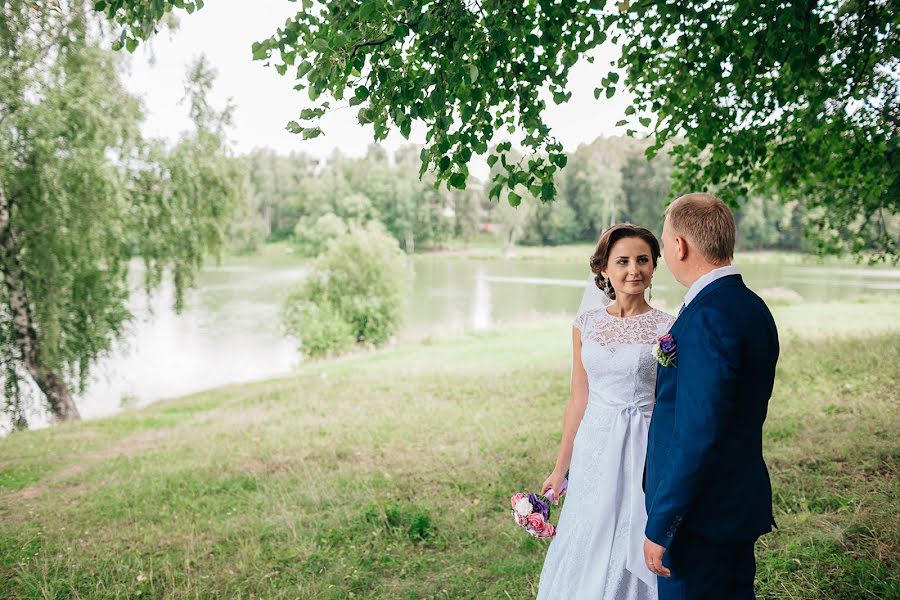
[19,248,900,425]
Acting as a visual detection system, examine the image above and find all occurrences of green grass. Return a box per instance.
[1,302,898,599]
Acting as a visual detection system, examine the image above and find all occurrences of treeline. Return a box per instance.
[230,136,812,255]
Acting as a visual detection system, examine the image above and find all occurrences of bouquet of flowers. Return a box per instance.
[509,479,568,539]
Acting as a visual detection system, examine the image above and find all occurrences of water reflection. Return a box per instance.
[472,267,491,330]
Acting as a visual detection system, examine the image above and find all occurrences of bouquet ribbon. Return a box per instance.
[544,478,568,503]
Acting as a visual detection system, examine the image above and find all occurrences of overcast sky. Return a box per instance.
[122,2,635,177]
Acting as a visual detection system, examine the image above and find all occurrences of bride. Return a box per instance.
[536,224,675,599]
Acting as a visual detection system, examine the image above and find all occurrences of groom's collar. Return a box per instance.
[683,265,742,308]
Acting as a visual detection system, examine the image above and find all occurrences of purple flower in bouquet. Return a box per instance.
[528,494,550,519]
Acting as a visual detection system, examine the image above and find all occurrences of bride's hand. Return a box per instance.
[541,470,567,504]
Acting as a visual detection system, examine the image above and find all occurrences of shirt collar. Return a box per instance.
[683,265,741,307]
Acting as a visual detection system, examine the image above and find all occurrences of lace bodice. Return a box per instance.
[574,308,676,421]
[574,307,675,347]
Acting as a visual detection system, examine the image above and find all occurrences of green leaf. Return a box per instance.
[615,119,628,127]
[639,117,652,128]
[540,182,555,201]
[359,1,377,20]
[487,155,498,168]
[508,191,521,207]
[251,41,268,60]
[448,173,467,189]
[469,64,479,82]
[311,38,329,53]
[125,37,138,53]
[302,127,323,139]
[551,153,568,168]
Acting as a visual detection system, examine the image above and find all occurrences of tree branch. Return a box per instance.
[349,35,395,61]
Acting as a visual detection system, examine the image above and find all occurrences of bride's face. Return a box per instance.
[602,237,655,298]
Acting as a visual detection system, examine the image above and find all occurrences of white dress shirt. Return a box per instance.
[683,265,741,308]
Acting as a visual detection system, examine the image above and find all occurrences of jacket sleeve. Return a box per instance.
[645,306,742,546]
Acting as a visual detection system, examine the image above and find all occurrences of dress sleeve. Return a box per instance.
[656,312,676,336]
[573,311,590,333]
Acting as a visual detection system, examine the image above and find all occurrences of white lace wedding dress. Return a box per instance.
[536,307,675,600]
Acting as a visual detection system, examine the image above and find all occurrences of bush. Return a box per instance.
[282,299,355,358]
[227,215,269,255]
[283,224,411,358]
[293,213,349,257]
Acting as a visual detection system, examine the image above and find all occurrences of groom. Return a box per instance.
[643,193,779,599]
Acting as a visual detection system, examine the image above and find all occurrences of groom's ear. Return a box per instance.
[675,235,689,261]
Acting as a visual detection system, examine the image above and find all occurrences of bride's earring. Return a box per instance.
[649,282,653,300]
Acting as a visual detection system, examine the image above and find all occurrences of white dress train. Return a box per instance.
[536,308,675,600]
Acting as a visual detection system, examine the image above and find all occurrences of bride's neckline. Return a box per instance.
[604,306,657,320]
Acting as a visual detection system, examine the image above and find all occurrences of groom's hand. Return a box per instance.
[643,538,671,578]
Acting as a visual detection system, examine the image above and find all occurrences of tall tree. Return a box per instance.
[618,1,897,259]
[100,0,898,259]
[0,3,241,426]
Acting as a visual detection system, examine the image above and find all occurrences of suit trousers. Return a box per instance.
[657,531,758,600]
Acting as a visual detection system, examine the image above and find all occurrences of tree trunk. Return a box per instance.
[0,181,80,421]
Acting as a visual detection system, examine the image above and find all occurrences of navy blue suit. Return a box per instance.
[644,274,779,599]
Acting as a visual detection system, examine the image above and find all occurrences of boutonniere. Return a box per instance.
[652,333,677,368]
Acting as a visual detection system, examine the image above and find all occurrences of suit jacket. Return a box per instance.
[644,274,779,546]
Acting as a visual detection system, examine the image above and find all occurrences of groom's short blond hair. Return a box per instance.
[665,193,735,263]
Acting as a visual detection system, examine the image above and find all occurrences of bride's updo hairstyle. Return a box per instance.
[590,224,661,300]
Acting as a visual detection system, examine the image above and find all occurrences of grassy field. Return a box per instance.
[1,302,898,599]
